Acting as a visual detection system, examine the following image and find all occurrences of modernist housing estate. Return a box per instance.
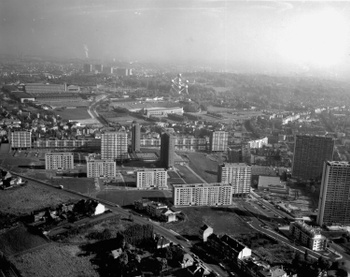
[317,161,350,226]
[290,221,327,251]
[45,152,74,170]
[86,158,116,178]
[172,183,233,207]
[11,131,32,149]
[160,132,176,168]
[210,131,228,152]
[136,169,167,189]
[292,135,334,180]
[217,163,251,196]
[101,132,128,161]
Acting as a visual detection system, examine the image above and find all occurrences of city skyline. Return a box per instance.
[1,1,350,77]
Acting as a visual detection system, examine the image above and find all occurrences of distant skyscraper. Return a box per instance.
[83,64,93,73]
[160,132,176,168]
[101,132,128,161]
[210,131,228,152]
[131,122,140,152]
[102,66,113,74]
[94,64,103,73]
[317,161,350,226]
[11,131,32,149]
[218,163,251,196]
[292,135,334,180]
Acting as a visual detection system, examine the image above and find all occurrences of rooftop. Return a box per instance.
[173,183,232,188]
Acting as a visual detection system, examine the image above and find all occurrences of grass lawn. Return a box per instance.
[186,152,219,183]
[0,181,79,216]
[166,206,253,239]
[97,189,171,207]
[175,165,203,184]
[52,108,91,120]
[11,244,99,277]
[0,224,48,256]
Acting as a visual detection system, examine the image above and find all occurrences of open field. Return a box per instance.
[186,152,219,183]
[97,189,172,207]
[52,108,91,120]
[0,155,44,174]
[166,206,253,238]
[10,244,99,277]
[0,181,79,216]
[0,224,48,256]
[52,178,95,194]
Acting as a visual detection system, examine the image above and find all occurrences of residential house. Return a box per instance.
[156,236,171,249]
[160,209,177,223]
[111,248,123,259]
[199,224,213,242]
[207,234,251,268]
[180,253,194,268]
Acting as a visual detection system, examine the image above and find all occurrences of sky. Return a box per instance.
[1,0,350,76]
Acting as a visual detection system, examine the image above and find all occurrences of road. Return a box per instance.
[185,164,208,183]
[88,94,109,126]
[237,199,339,261]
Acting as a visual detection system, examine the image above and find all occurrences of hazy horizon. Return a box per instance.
[1,0,350,77]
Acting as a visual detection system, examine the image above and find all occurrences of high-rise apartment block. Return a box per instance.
[160,132,176,168]
[173,183,233,207]
[131,122,140,152]
[87,159,116,178]
[101,132,128,161]
[317,161,350,226]
[45,152,74,170]
[136,169,167,189]
[292,135,334,180]
[227,147,241,163]
[210,131,228,152]
[217,163,251,196]
[11,131,32,149]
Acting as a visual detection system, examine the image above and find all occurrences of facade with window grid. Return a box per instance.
[217,163,251,196]
[87,159,116,178]
[292,135,334,180]
[173,183,232,207]
[45,152,74,170]
[101,132,128,161]
[290,221,327,251]
[11,131,32,149]
[210,131,228,152]
[317,161,350,226]
[136,169,167,189]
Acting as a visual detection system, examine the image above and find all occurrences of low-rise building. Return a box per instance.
[290,221,327,251]
[147,202,168,217]
[207,234,251,268]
